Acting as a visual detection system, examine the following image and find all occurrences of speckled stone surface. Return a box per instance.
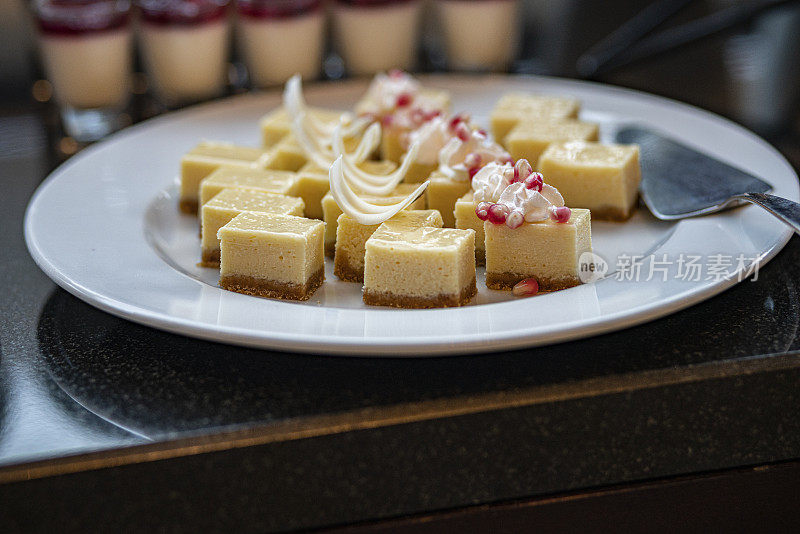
[1,111,800,532]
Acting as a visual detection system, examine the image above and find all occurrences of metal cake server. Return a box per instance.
[615,126,800,234]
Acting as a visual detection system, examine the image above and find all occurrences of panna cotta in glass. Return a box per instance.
[438,0,519,71]
[237,0,325,87]
[34,0,133,141]
[333,0,421,76]
[137,0,230,106]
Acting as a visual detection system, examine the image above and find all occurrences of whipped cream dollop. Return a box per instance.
[497,182,564,223]
[357,70,421,117]
[357,70,445,143]
[407,116,451,165]
[472,160,568,228]
[438,129,511,181]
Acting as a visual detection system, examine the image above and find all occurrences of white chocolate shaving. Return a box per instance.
[329,157,430,225]
[330,124,421,196]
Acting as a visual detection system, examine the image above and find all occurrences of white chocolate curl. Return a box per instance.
[329,156,430,225]
[283,75,373,169]
[284,75,421,194]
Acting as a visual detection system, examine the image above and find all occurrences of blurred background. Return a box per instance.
[1,0,799,166]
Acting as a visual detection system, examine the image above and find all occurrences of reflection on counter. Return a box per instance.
[32,237,798,448]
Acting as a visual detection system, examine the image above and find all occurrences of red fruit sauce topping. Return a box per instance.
[138,0,229,26]
[238,0,321,20]
[36,0,131,36]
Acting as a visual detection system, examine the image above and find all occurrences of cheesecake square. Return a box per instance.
[363,225,477,308]
[260,106,345,148]
[334,209,443,283]
[264,136,309,172]
[425,172,472,228]
[294,171,329,220]
[180,141,271,214]
[218,213,325,301]
[199,167,300,208]
[321,183,426,257]
[538,141,641,221]
[296,160,398,220]
[504,119,599,166]
[200,188,305,267]
[490,93,581,145]
[454,192,485,265]
[403,161,438,183]
[484,208,592,291]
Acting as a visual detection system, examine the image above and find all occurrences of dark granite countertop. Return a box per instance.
[2,74,800,530]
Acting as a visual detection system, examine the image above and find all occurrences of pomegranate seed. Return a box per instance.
[475,202,491,221]
[424,109,442,121]
[487,203,508,225]
[477,128,488,137]
[381,114,394,127]
[396,93,412,108]
[502,166,515,182]
[454,123,471,142]
[512,278,539,297]
[550,206,571,223]
[389,69,404,79]
[524,173,543,191]
[448,113,469,131]
[503,156,515,165]
[514,159,533,182]
[506,210,524,229]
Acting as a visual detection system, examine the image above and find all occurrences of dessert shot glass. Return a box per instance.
[136,0,231,107]
[332,0,421,76]
[33,0,134,142]
[237,0,325,88]
[437,0,519,72]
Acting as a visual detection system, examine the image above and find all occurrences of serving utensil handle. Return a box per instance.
[733,192,800,235]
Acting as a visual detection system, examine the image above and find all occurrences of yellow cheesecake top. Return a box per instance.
[507,119,599,141]
[542,141,639,167]
[494,93,580,118]
[202,167,298,190]
[186,141,267,163]
[219,212,322,239]
[371,225,472,251]
[342,209,443,229]
[204,188,304,213]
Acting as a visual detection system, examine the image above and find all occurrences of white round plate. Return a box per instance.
[25,75,798,356]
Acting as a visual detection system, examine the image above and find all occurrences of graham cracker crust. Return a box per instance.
[333,250,364,283]
[219,266,325,301]
[363,278,477,309]
[590,204,635,222]
[486,271,581,291]
[324,242,336,259]
[179,199,198,215]
[200,248,220,268]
